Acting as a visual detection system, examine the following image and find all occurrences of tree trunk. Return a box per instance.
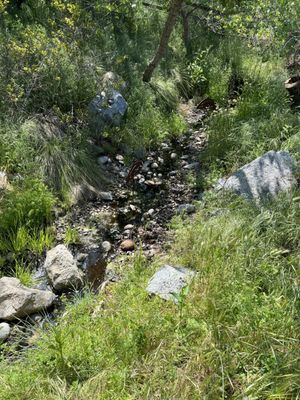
[181,9,192,58]
[142,0,184,82]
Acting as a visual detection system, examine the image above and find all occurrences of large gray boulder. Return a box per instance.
[0,277,55,321]
[216,151,297,202]
[89,90,128,133]
[147,265,195,301]
[44,245,83,292]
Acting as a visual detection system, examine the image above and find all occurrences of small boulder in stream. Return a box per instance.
[216,151,297,202]
[147,265,196,301]
[0,277,56,321]
[44,245,83,292]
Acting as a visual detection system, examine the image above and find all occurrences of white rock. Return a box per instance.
[102,241,112,253]
[216,151,297,202]
[44,245,83,292]
[0,322,10,343]
[147,265,195,301]
[124,224,134,230]
[0,277,55,321]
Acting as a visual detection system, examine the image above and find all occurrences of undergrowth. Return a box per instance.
[1,191,300,399]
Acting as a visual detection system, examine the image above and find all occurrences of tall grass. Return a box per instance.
[1,191,300,399]
[202,54,300,172]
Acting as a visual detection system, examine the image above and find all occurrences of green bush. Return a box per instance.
[202,55,299,171]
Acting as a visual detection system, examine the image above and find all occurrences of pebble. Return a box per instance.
[183,162,200,170]
[170,153,177,160]
[147,209,155,216]
[0,322,10,343]
[151,162,159,169]
[124,224,134,230]
[102,241,112,253]
[119,171,127,178]
[116,154,124,163]
[120,240,135,252]
[142,161,152,172]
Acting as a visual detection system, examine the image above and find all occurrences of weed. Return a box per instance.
[64,226,80,246]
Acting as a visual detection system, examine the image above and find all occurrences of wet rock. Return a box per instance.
[120,240,135,252]
[0,277,56,321]
[177,204,196,215]
[170,153,177,160]
[0,322,11,343]
[216,151,297,202]
[151,162,159,169]
[147,265,195,301]
[44,245,83,292]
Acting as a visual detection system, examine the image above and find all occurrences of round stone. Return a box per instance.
[0,322,10,343]
[120,240,135,252]
[102,241,112,253]
[124,224,134,231]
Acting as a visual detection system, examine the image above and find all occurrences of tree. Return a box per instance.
[142,0,184,82]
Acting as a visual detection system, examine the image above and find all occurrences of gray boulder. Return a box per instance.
[216,151,297,202]
[0,277,55,321]
[0,322,11,343]
[44,245,83,292]
[89,90,128,133]
[147,265,195,301]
